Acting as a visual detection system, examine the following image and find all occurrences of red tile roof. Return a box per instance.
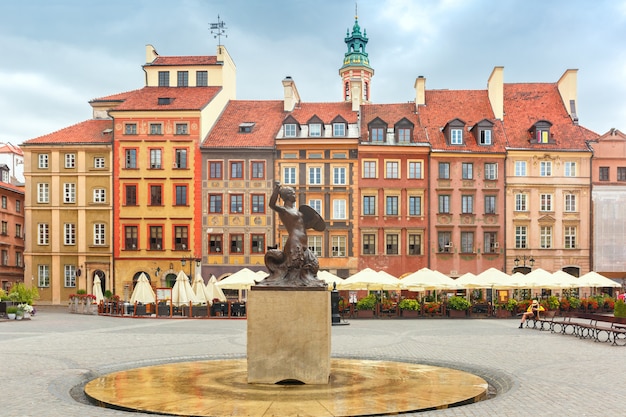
[108,87,221,112]
[419,90,507,153]
[0,142,23,156]
[21,119,113,145]
[360,102,429,143]
[288,102,358,124]
[90,89,141,103]
[0,181,24,195]
[503,83,597,149]
[147,56,218,66]
[202,100,285,149]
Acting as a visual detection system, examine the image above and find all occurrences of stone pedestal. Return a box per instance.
[247,286,330,384]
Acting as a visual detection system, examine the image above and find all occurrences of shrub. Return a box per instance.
[356,294,377,310]
[614,299,626,318]
[447,296,471,311]
[398,298,420,311]
[424,301,441,314]
[8,283,39,304]
[505,299,518,311]
[546,295,560,310]
[568,296,581,310]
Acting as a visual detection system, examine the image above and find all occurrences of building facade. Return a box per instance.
[0,175,25,292]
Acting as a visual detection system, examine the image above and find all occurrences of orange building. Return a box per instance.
[0,176,25,292]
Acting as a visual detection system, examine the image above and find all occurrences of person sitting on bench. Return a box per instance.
[519,300,544,328]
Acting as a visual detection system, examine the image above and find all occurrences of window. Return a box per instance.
[284,124,297,137]
[515,161,527,176]
[158,71,169,86]
[15,224,22,238]
[564,162,576,177]
[438,195,450,213]
[599,167,609,181]
[251,161,265,179]
[196,70,208,86]
[15,252,22,267]
[149,123,162,135]
[125,149,137,168]
[125,185,137,206]
[209,234,222,253]
[175,185,187,206]
[175,123,188,135]
[1,221,6,235]
[150,185,162,206]
[2,250,8,266]
[540,194,553,211]
[65,153,76,168]
[333,167,346,185]
[64,223,76,245]
[515,194,527,211]
[537,129,550,143]
[177,70,188,87]
[209,194,222,213]
[230,194,243,213]
[251,234,265,253]
[462,163,473,179]
[38,154,49,169]
[38,265,50,287]
[363,161,377,178]
[333,199,346,219]
[565,194,577,212]
[479,129,492,145]
[409,196,421,216]
[564,226,577,249]
[150,226,163,250]
[94,157,105,168]
[1,196,6,209]
[150,149,162,169]
[309,167,322,185]
[485,196,496,214]
[93,188,106,203]
[397,128,411,143]
[451,129,463,144]
[125,226,138,250]
[124,123,137,135]
[386,234,399,255]
[174,226,188,250]
[63,183,76,203]
[618,167,626,181]
[251,194,265,213]
[363,234,376,255]
[540,161,552,176]
[371,127,384,142]
[283,167,296,184]
[484,232,498,254]
[309,199,322,214]
[174,149,187,168]
[64,265,76,288]
[15,200,20,213]
[331,236,346,257]
[515,226,527,249]
[408,234,421,255]
[333,123,345,137]
[438,231,452,252]
[363,196,376,215]
[438,162,450,179]
[37,183,49,203]
[385,161,399,179]
[94,223,106,246]
[461,195,474,214]
[230,234,243,253]
[309,123,322,137]
[461,232,474,253]
[386,196,398,216]
[230,162,243,179]
[308,236,322,257]
[209,161,222,179]
[484,163,497,180]
[540,226,552,249]
[408,161,422,179]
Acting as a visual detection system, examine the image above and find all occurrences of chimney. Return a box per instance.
[145,44,158,64]
[414,76,426,106]
[557,69,578,124]
[350,78,362,112]
[487,66,504,120]
[282,76,301,112]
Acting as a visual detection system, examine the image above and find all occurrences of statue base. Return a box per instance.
[247,286,330,384]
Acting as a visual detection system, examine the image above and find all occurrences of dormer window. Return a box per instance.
[239,122,255,133]
[157,97,173,105]
[395,118,414,144]
[309,124,322,137]
[529,120,553,144]
[451,129,463,144]
[331,115,348,137]
[480,130,492,145]
[443,118,466,145]
[283,115,300,138]
[367,117,387,143]
[471,119,494,146]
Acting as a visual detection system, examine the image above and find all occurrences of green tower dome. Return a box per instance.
[341,17,371,70]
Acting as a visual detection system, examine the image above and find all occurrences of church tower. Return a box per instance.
[339,12,374,111]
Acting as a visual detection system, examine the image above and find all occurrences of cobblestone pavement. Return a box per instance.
[1,307,624,417]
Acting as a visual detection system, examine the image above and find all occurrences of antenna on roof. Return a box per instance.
[209,15,228,46]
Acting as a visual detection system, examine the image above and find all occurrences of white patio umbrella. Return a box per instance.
[337,268,404,291]
[512,268,554,289]
[92,274,105,304]
[475,268,516,289]
[550,270,582,289]
[578,271,621,288]
[205,275,227,303]
[216,268,260,290]
[130,273,156,304]
[171,270,199,307]
[401,268,459,291]
[317,270,344,289]
[454,272,481,289]
[191,271,211,305]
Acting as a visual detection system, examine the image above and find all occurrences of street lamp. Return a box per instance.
[513,255,535,275]
[181,256,202,278]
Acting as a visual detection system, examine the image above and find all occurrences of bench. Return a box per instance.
[527,309,556,330]
[549,312,626,345]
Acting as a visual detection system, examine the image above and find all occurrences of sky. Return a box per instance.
[1,0,625,144]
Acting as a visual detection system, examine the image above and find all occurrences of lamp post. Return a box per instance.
[513,255,535,275]
[181,255,202,279]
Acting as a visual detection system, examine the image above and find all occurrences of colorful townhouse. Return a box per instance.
[0,174,25,292]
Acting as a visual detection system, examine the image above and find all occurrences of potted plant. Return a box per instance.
[447,296,470,318]
[546,295,560,311]
[17,303,34,319]
[355,294,377,318]
[423,301,441,316]
[398,298,420,318]
[6,305,17,320]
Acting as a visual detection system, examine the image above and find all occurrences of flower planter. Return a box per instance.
[400,309,419,318]
[7,313,16,320]
[495,309,512,319]
[356,309,375,318]
[448,309,467,318]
